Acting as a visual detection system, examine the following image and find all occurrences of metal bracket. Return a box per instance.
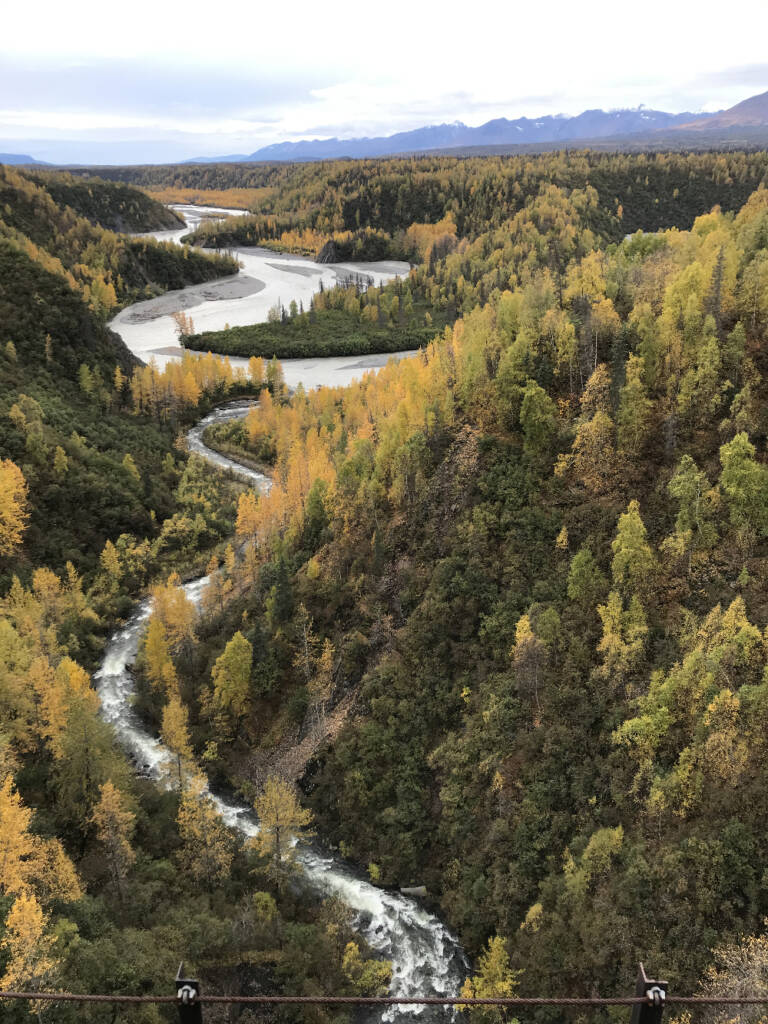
[629,964,668,1024]
[176,962,203,1023]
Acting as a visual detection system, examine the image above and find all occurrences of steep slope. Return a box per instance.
[0,165,238,314]
[29,170,185,231]
[171,183,768,1003]
[0,174,238,581]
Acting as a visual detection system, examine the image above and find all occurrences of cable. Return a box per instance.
[2,992,768,1006]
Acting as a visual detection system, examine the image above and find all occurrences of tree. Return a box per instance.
[236,491,260,541]
[459,935,519,1024]
[557,411,621,497]
[177,777,233,886]
[308,638,334,732]
[596,591,648,680]
[0,775,35,897]
[0,776,80,903]
[293,604,318,684]
[211,631,253,730]
[520,379,557,462]
[144,616,173,692]
[566,546,607,609]
[0,892,60,1008]
[99,540,121,588]
[91,780,136,901]
[150,575,197,657]
[342,941,391,995]
[53,446,69,478]
[617,354,652,455]
[719,432,768,543]
[0,459,29,557]
[665,455,717,571]
[161,696,194,792]
[253,776,314,868]
[697,927,768,1024]
[611,500,656,598]
[511,615,545,716]
[580,363,612,418]
[122,453,141,485]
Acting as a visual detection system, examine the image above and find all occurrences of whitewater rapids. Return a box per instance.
[94,401,467,1021]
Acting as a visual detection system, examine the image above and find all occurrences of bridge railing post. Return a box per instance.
[176,962,203,1023]
[630,963,667,1024]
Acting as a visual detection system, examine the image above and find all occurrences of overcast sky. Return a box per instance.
[3,0,768,163]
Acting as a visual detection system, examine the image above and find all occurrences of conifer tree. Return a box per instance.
[91,780,136,901]
[161,696,194,792]
[253,776,314,868]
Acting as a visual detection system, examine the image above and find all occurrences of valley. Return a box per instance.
[4,145,768,1021]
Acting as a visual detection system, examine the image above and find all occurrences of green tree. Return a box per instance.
[719,432,768,543]
[520,379,558,462]
[611,500,656,597]
[566,546,608,609]
[617,353,652,455]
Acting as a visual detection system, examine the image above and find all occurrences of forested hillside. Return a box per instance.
[6,153,768,1017]
[91,149,768,251]
[0,174,392,1020]
[28,170,185,232]
[165,179,768,1003]
[0,165,243,579]
[0,166,238,316]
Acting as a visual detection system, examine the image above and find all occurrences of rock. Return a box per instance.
[316,240,339,264]
[400,885,428,899]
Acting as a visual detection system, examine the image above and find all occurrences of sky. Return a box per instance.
[3,0,768,164]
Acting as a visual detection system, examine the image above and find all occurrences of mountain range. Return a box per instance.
[187,108,717,163]
[184,90,768,164]
[3,90,768,167]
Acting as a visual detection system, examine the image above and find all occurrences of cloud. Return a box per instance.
[0,56,335,119]
[692,63,768,89]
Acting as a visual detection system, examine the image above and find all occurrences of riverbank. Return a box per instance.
[110,227,412,386]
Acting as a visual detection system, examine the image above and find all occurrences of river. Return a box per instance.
[111,204,417,389]
[96,208,468,1018]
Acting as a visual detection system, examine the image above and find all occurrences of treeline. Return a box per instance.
[168,182,768,1005]
[90,149,768,239]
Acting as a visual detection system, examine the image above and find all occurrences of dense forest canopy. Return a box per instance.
[89,148,768,239]
[5,151,768,1018]
[171,178,768,1004]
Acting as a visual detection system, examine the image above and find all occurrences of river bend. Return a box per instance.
[97,209,467,1018]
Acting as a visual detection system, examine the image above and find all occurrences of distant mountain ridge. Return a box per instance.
[0,153,48,165]
[187,107,718,163]
[680,89,768,130]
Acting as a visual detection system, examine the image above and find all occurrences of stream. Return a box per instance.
[96,207,468,1018]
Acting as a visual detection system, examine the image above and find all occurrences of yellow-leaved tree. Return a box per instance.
[0,891,60,1006]
[177,776,233,886]
[91,780,136,902]
[161,695,194,792]
[253,776,314,869]
[0,775,81,903]
[0,459,29,558]
[459,935,520,1024]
